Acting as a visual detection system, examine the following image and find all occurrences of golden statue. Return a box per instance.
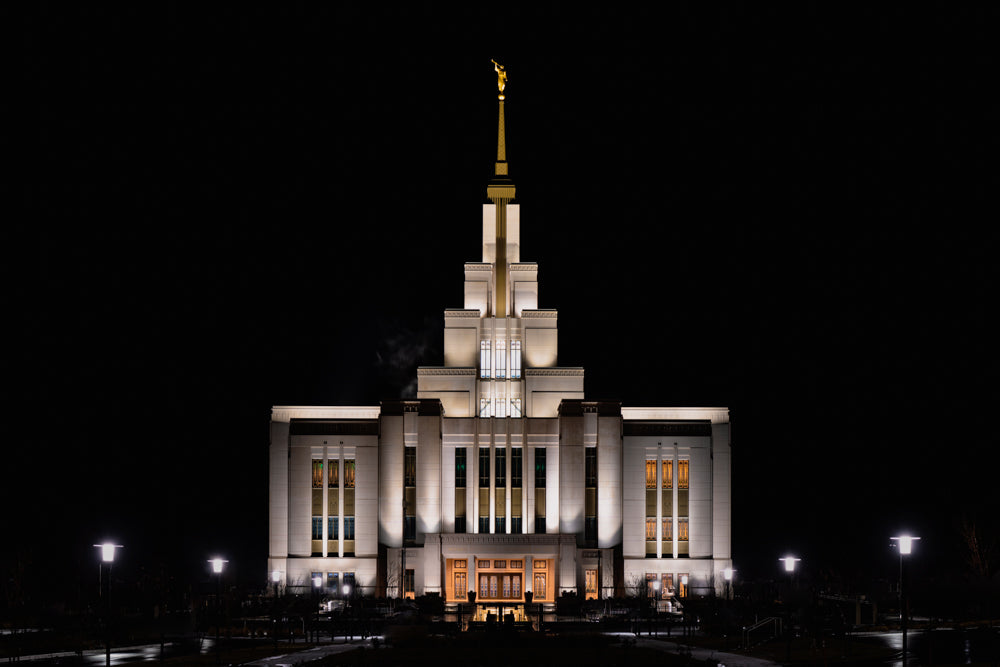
[492,59,507,95]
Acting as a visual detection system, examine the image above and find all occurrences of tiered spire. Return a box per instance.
[487,61,515,317]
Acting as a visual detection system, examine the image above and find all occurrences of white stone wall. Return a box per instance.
[379,416,404,547]
[416,414,442,537]
[355,440,379,557]
[712,422,732,560]
[559,418,584,537]
[288,441,312,557]
[597,415,622,548]
[269,421,289,559]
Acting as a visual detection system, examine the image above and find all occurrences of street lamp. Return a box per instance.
[208,558,227,664]
[93,543,122,667]
[312,574,323,644]
[651,579,660,636]
[780,556,800,661]
[891,535,920,667]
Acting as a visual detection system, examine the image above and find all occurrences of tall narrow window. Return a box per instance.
[535,448,546,488]
[455,448,466,488]
[328,572,339,594]
[662,517,672,541]
[328,516,339,540]
[645,460,657,489]
[678,460,689,489]
[495,339,506,379]
[343,572,355,596]
[510,340,521,378]
[495,449,506,487]
[511,448,522,488]
[312,460,324,489]
[510,398,522,418]
[344,460,355,488]
[343,516,355,540]
[479,398,491,418]
[533,573,546,599]
[404,569,415,599]
[678,517,689,541]
[645,517,656,541]
[479,448,490,488]
[585,448,597,487]
[662,460,672,489]
[312,516,323,540]
[454,572,467,600]
[404,447,416,487]
[480,340,491,378]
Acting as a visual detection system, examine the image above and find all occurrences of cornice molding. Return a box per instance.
[444,309,482,318]
[510,263,538,272]
[440,533,575,547]
[521,310,558,319]
[418,367,477,376]
[621,407,730,424]
[524,368,585,377]
[272,406,381,422]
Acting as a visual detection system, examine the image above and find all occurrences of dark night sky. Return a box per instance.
[12,5,998,590]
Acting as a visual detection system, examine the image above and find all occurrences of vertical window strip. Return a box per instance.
[344,460,355,488]
[663,460,672,489]
[312,460,323,489]
[480,340,491,378]
[495,340,506,379]
[678,460,689,489]
[479,448,490,488]
[455,448,466,488]
[645,460,656,489]
[511,341,521,378]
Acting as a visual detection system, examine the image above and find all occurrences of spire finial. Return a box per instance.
[492,59,507,100]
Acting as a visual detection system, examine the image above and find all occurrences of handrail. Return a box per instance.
[742,616,782,650]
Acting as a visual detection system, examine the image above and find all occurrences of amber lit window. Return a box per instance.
[661,573,673,599]
[510,560,522,569]
[478,560,490,569]
[645,460,656,489]
[344,459,355,488]
[678,517,689,541]
[662,460,672,489]
[534,560,546,569]
[328,459,338,487]
[662,517,672,540]
[533,573,546,598]
[678,460,689,489]
[312,460,323,489]
[454,572,467,599]
[454,559,467,568]
[494,560,507,569]
[679,574,688,597]
[645,517,656,540]
[646,573,657,598]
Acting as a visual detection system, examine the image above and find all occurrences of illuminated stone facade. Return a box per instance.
[268,87,731,610]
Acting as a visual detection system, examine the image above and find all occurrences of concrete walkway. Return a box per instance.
[245,637,372,666]
[619,633,780,667]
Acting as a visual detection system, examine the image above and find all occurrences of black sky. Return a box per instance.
[13,5,998,589]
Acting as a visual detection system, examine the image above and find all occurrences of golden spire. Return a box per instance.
[487,60,515,318]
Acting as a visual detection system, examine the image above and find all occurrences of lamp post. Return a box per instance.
[891,535,920,667]
[209,558,227,664]
[722,568,735,649]
[652,579,660,636]
[271,570,282,648]
[94,543,122,667]
[312,574,323,644]
[780,556,799,662]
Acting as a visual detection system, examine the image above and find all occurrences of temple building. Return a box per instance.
[268,65,732,616]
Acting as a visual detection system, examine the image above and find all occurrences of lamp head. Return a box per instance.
[891,535,920,555]
[781,556,800,573]
[95,543,122,563]
[210,558,226,574]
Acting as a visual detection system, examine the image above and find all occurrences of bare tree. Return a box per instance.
[959,514,996,579]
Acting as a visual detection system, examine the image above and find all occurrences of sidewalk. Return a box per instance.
[624,634,780,667]
[245,637,372,666]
